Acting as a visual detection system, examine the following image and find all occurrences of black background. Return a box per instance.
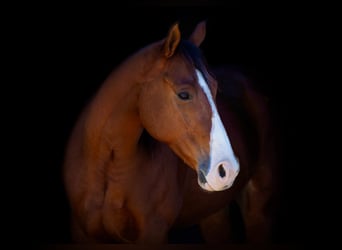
[6,2,336,246]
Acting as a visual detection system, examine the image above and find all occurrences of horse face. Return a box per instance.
[138,22,239,192]
[139,55,239,191]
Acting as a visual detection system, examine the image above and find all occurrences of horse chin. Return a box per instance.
[197,180,215,192]
[197,177,232,192]
[199,184,211,192]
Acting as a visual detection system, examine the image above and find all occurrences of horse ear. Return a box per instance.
[189,20,206,47]
[163,22,181,58]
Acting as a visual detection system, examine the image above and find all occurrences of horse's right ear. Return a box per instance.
[163,22,181,58]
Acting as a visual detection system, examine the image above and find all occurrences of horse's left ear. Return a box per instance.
[189,20,206,47]
[163,22,181,58]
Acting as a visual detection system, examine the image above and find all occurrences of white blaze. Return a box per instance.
[195,69,240,191]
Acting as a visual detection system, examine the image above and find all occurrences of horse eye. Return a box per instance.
[177,91,191,100]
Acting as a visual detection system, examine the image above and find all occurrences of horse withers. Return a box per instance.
[63,21,278,243]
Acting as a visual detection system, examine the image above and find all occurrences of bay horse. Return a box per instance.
[63,21,278,244]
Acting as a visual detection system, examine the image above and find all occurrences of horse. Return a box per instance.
[62,21,278,244]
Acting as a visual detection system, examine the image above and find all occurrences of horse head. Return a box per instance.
[138,21,240,191]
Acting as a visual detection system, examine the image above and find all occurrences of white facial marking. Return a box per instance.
[195,69,240,191]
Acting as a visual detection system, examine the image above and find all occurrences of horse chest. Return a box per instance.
[102,148,185,243]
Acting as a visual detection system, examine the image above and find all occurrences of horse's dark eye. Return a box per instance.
[178,91,191,100]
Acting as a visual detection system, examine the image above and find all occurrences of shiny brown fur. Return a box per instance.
[63,21,278,244]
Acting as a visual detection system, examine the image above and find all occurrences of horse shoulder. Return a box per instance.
[101,145,185,243]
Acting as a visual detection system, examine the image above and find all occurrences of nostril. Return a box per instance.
[218,164,226,178]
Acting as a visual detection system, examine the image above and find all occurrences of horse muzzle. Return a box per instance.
[197,159,239,192]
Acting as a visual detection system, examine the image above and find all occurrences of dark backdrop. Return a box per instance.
[7,3,335,245]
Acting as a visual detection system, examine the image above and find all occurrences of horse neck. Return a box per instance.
[83,44,159,161]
